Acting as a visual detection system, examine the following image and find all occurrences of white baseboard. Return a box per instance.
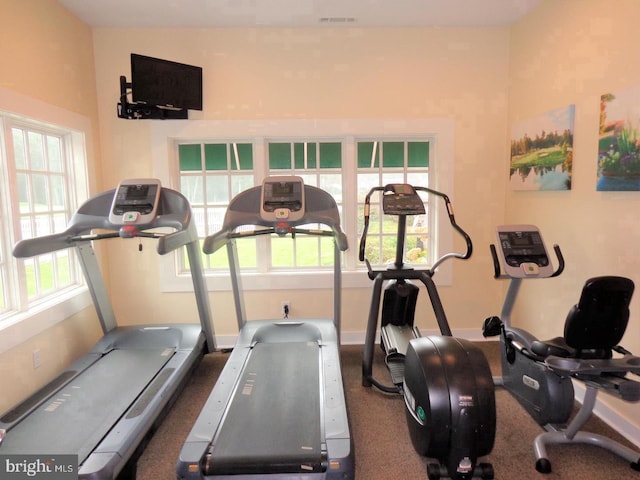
[213,328,486,348]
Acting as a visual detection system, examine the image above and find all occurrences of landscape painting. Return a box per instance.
[598,86,640,191]
[510,105,575,191]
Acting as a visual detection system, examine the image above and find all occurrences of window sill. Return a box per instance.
[0,286,92,355]
[159,261,453,293]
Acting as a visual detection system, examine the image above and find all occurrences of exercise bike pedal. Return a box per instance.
[482,316,503,337]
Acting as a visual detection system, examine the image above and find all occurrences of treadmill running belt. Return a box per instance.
[0,348,174,463]
[206,341,323,475]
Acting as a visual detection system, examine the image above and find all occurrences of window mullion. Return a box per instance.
[342,138,358,271]
[254,139,269,274]
[3,125,26,310]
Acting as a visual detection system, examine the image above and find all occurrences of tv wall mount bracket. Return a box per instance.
[116,75,188,120]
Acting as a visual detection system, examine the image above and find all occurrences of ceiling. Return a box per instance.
[56,0,541,28]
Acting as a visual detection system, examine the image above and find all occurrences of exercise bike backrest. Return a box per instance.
[358,183,472,279]
[532,276,635,360]
[565,276,633,353]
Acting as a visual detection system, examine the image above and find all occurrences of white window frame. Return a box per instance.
[152,118,455,292]
[0,87,92,355]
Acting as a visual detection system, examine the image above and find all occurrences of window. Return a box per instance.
[11,126,77,300]
[356,140,430,266]
[0,91,91,352]
[177,142,255,269]
[0,202,7,315]
[267,141,343,269]
[153,118,454,291]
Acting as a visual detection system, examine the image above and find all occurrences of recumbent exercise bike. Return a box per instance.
[483,224,640,474]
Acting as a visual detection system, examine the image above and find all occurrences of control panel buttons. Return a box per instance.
[123,211,140,223]
[275,208,290,219]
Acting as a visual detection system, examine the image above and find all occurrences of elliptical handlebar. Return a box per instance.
[358,186,385,263]
[416,186,473,271]
[358,184,473,275]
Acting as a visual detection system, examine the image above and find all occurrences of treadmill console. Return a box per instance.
[260,176,305,223]
[495,225,554,278]
[109,178,162,225]
[382,184,426,216]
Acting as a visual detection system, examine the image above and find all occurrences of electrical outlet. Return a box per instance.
[281,301,291,317]
[33,349,41,369]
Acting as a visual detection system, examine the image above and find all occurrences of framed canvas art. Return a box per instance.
[598,86,640,191]
[510,105,575,191]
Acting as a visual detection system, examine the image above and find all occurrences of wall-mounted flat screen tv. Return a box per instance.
[131,53,203,110]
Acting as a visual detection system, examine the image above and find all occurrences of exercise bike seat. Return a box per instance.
[531,276,634,360]
[530,275,640,474]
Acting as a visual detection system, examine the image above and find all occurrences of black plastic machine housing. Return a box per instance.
[404,336,496,480]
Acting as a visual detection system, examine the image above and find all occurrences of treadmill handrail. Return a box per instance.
[205,226,347,255]
[13,188,198,257]
[202,182,347,340]
[12,184,216,352]
[203,184,347,254]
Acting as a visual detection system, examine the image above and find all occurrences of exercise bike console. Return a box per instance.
[495,225,554,278]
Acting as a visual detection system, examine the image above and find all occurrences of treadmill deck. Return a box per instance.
[178,319,354,479]
[0,348,173,462]
[205,341,323,475]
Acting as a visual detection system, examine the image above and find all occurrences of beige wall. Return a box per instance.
[91,27,510,338]
[507,0,640,438]
[0,0,102,411]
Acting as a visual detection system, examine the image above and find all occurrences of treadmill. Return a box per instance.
[0,179,215,479]
[177,176,354,480]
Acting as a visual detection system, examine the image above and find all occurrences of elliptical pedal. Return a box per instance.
[381,323,420,386]
[385,353,406,386]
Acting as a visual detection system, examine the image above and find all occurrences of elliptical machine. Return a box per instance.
[360,184,496,480]
[483,224,640,473]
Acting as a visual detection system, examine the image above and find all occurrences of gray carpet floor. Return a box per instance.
[137,342,640,479]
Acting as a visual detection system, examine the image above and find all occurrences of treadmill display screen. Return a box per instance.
[262,181,303,212]
[112,184,158,214]
[272,182,294,197]
[260,176,306,223]
[109,179,162,225]
[124,184,150,200]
